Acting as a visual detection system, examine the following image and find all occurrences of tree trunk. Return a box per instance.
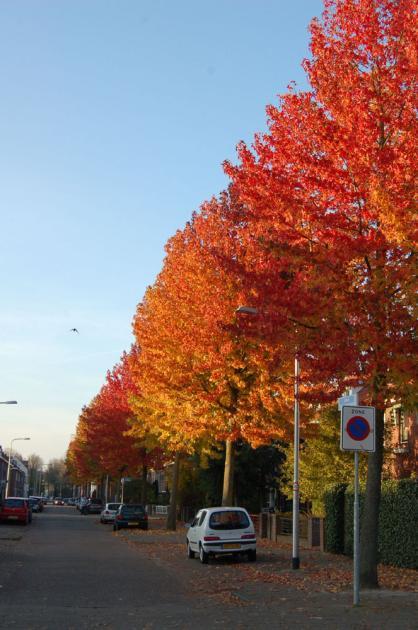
[360,407,385,588]
[222,439,235,506]
[141,464,148,505]
[166,452,181,531]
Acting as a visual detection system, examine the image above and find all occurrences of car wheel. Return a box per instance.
[199,545,209,564]
[247,549,257,562]
[187,542,195,559]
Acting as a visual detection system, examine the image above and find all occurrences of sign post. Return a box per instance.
[341,405,375,606]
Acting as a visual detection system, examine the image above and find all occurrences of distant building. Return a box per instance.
[350,388,417,480]
[147,467,168,493]
[386,406,418,478]
[0,446,29,498]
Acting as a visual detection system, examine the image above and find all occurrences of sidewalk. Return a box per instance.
[115,520,418,628]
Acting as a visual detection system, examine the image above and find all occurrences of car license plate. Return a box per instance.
[8,516,18,520]
[223,543,240,549]
[128,522,137,526]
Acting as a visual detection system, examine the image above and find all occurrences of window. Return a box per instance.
[198,511,207,526]
[209,510,250,530]
[390,405,408,444]
[4,499,25,508]
[399,409,408,443]
[391,406,408,444]
[123,505,145,514]
[190,513,200,527]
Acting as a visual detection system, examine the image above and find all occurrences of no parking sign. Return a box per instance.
[341,406,375,452]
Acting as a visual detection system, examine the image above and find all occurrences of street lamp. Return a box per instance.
[236,305,301,570]
[5,437,30,498]
[0,401,17,405]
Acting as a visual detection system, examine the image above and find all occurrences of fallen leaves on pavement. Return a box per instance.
[114,522,418,600]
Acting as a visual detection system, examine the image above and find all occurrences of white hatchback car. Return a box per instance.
[186,506,256,563]
[100,502,122,524]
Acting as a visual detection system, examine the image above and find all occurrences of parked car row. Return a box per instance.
[70,496,257,565]
[72,498,149,530]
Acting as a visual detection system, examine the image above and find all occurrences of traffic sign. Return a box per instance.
[341,406,375,452]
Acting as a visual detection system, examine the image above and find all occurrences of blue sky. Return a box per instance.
[0,0,323,463]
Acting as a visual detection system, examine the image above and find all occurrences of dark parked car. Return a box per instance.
[81,499,103,515]
[28,498,42,513]
[113,504,148,531]
[29,496,44,512]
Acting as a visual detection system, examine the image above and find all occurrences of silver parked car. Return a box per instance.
[100,502,122,524]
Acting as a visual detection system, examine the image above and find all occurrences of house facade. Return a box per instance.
[0,446,29,498]
[386,406,418,478]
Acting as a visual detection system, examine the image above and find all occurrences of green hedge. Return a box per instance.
[323,483,347,553]
[325,479,418,569]
[343,485,366,557]
[378,479,418,569]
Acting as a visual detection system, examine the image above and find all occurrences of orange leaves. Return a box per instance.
[68,348,163,481]
[69,0,416,485]
[223,0,417,409]
[130,194,296,453]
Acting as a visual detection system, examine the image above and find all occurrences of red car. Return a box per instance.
[0,497,32,524]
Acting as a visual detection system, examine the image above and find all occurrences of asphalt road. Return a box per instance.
[0,507,416,629]
[0,506,216,629]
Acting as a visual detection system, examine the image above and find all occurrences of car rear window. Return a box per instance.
[122,505,145,514]
[4,499,25,508]
[209,510,250,530]
[108,504,120,511]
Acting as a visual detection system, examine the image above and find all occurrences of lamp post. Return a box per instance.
[236,305,301,570]
[5,437,30,498]
[0,401,17,405]
[292,354,300,570]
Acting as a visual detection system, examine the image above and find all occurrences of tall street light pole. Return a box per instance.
[236,306,301,570]
[5,437,30,498]
[292,354,300,570]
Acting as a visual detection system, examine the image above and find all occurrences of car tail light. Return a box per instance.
[241,534,256,539]
[204,536,220,541]
[116,515,123,520]
[143,514,148,519]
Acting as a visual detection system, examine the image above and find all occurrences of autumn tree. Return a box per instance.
[45,458,68,497]
[282,407,368,515]
[131,200,300,517]
[27,453,44,495]
[68,349,163,503]
[224,0,417,587]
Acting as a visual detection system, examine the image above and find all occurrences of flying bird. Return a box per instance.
[69,328,79,334]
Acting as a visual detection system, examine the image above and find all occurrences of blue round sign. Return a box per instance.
[347,416,370,441]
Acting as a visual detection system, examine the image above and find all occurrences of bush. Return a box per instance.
[378,479,418,569]
[325,479,418,569]
[324,483,347,553]
[343,485,365,557]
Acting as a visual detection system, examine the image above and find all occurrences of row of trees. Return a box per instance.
[67,0,417,588]
[11,453,70,497]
